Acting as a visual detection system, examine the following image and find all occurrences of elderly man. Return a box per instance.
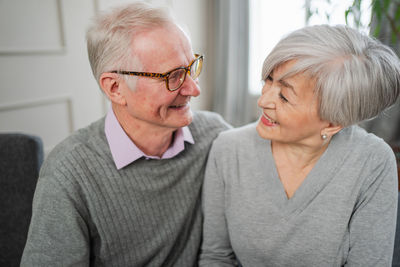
[21,2,230,266]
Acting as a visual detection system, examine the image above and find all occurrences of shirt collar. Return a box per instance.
[105,108,194,170]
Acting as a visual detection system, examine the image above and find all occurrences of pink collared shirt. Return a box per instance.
[105,109,194,170]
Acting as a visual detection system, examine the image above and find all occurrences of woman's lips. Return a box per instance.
[260,113,278,126]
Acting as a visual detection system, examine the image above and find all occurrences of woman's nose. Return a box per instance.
[257,84,276,109]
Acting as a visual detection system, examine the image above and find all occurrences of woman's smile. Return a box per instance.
[260,113,278,126]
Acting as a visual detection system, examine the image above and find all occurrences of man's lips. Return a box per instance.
[169,103,189,109]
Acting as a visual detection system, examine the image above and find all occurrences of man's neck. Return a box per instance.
[113,106,176,158]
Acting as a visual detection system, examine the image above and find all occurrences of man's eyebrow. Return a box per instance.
[279,79,297,96]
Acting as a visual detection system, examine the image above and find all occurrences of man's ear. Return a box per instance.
[99,72,127,106]
[321,123,343,138]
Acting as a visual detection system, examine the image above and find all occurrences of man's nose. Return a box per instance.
[179,75,201,97]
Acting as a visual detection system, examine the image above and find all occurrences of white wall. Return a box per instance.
[0,0,215,153]
[169,0,215,111]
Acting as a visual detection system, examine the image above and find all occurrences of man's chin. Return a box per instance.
[173,111,193,128]
[179,112,193,127]
[162,107,193,128]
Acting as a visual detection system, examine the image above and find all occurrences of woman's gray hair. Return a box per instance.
[86,2,175,86]
[262,24,400,127]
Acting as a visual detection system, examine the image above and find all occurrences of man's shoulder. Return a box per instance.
[188,111,231,144]
[43,117,107,172]
[191,110,231,132]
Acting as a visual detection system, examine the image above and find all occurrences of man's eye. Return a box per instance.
[169,69,185,82]
[169,72,180,81]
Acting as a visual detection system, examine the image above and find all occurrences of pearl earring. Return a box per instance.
[321,134,328,140]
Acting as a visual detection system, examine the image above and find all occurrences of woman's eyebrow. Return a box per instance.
[279,79,297,96]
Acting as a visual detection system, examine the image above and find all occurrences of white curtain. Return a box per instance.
[212,0,253,127]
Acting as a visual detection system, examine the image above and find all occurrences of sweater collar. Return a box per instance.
[105,108,194,170]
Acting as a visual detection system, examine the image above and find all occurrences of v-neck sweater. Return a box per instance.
[200,123,398,267]
[21,111,230,267]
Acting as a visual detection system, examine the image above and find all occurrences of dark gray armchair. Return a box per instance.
[0,133,43,267]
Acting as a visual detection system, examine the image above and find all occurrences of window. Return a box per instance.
[248,0,371,95]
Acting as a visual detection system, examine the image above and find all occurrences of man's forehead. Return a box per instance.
[132,25,189,50]
[131,25,193,70]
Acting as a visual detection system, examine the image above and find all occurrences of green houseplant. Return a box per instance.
[306,0,400,47]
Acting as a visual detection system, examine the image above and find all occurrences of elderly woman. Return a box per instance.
[199,25,400,267]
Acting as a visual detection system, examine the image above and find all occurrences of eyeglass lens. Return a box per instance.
[168,69,187,91]
[190,59,202,79]
[168,57,202,91]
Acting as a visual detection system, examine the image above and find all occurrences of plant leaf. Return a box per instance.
[372,0,383,22]
[384,0,391,11]
[373,21,382,37]
[395,4,400,21]
[345,9,351,25]
[391,31,397,44]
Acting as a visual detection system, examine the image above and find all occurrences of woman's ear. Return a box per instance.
[99,72,127,106]
[321,123,343,139]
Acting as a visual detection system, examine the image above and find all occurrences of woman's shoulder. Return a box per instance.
[216,122,259,142]
[211,122,267,153]
[340,125,394,160]
[208,122,267,163]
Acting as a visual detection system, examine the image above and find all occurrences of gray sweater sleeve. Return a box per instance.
[199,142,238,267]
[345,144,398,266]
[20,173,90,267]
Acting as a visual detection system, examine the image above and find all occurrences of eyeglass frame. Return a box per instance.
[110,54,204,92]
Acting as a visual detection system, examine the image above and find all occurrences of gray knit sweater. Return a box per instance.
[200,123,398,267]
[21,111,230,267]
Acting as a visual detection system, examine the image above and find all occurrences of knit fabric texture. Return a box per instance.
[200,123,398,267]
[21,111,230,267]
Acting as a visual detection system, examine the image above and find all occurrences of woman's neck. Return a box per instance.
[271,140,329,170]
[271,140,330,199]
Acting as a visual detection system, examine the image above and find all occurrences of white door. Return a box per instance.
[0,0,105,154]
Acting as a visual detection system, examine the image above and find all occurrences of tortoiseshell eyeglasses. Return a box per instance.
[111,54,204,92]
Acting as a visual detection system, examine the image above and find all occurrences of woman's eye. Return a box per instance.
[266,75,273,82]
[279,93,289,103]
